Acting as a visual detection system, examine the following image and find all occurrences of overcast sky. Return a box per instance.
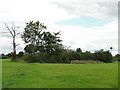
[0,0,119,55]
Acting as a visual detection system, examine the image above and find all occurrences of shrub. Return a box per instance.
[1,54,9,59]
[22,54,40,63]
[17,51,24,57]
[93,50,112,63]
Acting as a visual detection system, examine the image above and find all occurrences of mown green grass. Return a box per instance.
[2,59,118,88]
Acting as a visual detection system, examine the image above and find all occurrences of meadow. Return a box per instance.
[2,59,118,88]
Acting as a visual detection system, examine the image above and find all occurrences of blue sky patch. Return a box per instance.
[56,16,111,27]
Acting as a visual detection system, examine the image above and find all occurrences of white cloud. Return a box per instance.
[0,0,77,24]
[48,19,118,55]
[0,0,118,56]
[51,1,118,20]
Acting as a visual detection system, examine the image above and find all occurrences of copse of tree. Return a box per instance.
[66,48,113,63]
[21,21,113,63]
[22,21,64,63]
[22,21,62,53]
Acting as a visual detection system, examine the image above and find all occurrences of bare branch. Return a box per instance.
[0,32,9,34]
[16,32,21,35]
[4,24,14,37]
[16,44,20,46]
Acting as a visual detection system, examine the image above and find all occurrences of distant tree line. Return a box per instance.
[1,48,119,63]
[1,21,119,63]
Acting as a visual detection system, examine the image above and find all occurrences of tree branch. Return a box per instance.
[16,44,20,46]
[4,24,14,37]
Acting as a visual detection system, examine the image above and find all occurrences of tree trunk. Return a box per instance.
[12,37,16,61]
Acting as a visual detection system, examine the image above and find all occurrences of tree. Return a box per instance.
[93,50,112,63]
[4,23,20,61]
[113,54,120,62]
[22,21,63,63]
[21,21,47,53]
[81,51,92,60]
[42,31,62,54]
[6,52,12,57]
[17,51,24,57]
[76,48,82,53]
[22,21,62,54]
[24,44,36,53]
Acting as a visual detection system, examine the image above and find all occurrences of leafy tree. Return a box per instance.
[21,21,47,53]
[93,50,112,63]
[24,44,38,53]
[42,31,62,54]
[22,21,63,63]
[76,48,82,53]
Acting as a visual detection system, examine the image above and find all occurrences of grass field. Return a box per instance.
[0,59,2,89]
[2,59,118,88]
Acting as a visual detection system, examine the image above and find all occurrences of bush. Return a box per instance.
[1,54,9,59]
[113,54,120,62]
[22,54,40,63]
[17,51,24,57]
[22,50,71,63]
[1,55,9,59]
[93,50,112,63]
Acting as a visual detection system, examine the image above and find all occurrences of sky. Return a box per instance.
[0,0,119,56]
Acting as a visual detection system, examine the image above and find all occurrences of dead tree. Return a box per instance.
[4,23,20,61]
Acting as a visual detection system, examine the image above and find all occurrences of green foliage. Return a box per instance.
[42,31,62,54]
[80,51,92,60]
[21,21,46,45]
[22,21,62,54]
[21,21,113,63]
[24,44,38,53]
[1,54,9,59]
[17,51,24,57]
[94,50,112,63]
[76,48,82,53]
[22,50,70,63]
[6,53,12,57]
[22,47,113,63]
[21,21,47,53]
[113,54,120,62]
[21,21,64,63]
[22,54,41,63]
